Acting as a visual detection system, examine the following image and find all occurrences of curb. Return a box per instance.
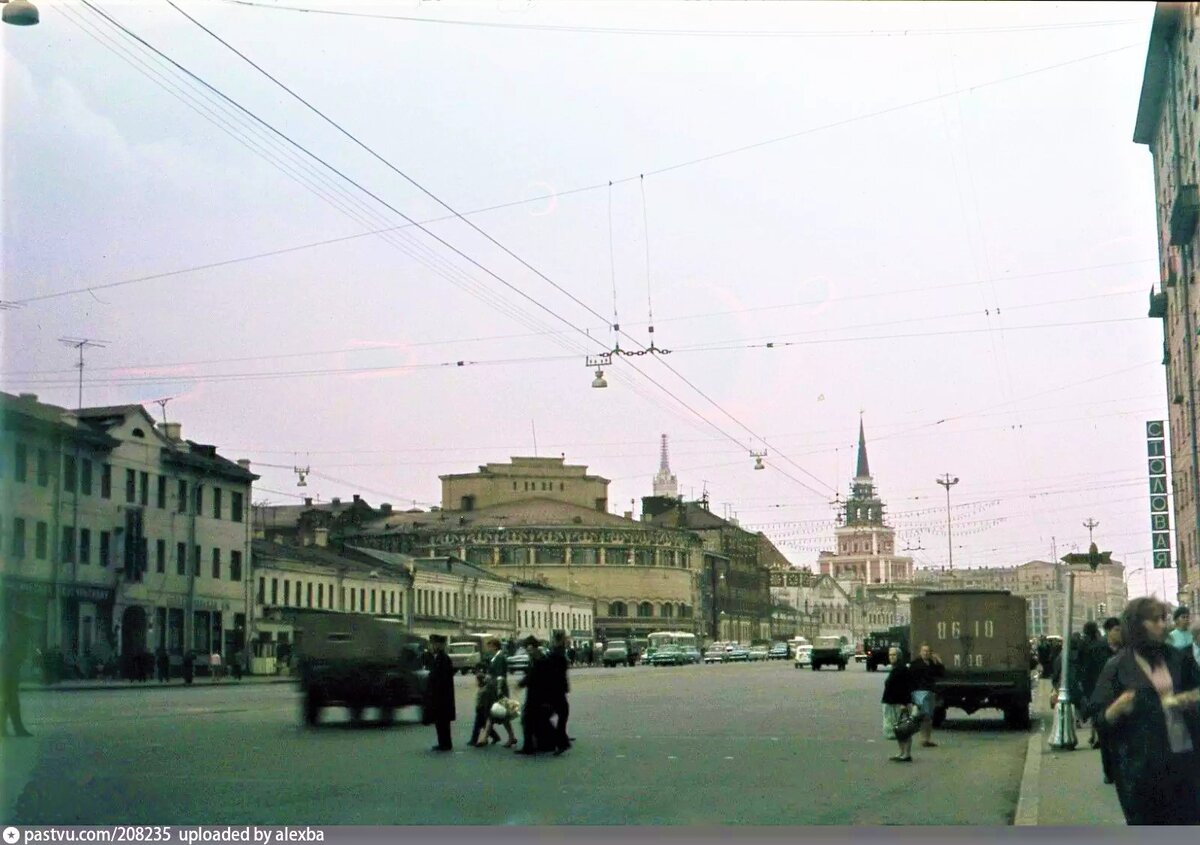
[1013,728,1043,826]
[23,677,298,692]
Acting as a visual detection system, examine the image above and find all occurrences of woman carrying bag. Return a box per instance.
[484,637,518,748]
[881,647,918,762]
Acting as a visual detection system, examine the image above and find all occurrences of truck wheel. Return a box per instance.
[303,692,322,727]
[838,662,846,671]
[811,664,819,671]
[349,705,365,726]
[379,705,395,726]
[932,706,947,728]
[1004,705,1031,730]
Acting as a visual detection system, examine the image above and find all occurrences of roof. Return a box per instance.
[510,580,594,604]
[439,456,609,484]
[0,392,119,449]
[256,498,374,530]
[360,497,656,534]
[350,547,512,584]
[252,539,412,580]
[1134,3,1184,145]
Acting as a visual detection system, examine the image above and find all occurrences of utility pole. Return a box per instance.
[936,474,959,570]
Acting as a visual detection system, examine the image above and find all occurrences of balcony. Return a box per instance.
[1170,184,1200,245]
[1149,287,1168,319]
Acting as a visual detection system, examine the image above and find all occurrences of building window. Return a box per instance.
[638,601,654,618]
[257,577,265,604]
[231,492,244,523]
[230,551,242,582]
[284,580,291,606]
[661,603,674,619]
[156,539,165,573]
[176,542,187,575]
[317,583,324,607]
[271,578,279,605]
[100,531,111,567]
[178,479,187,513]
[606,548,630,565]
[572,547,598,565]
[193,484,203,516]
[37,449,49,487]
[35,521,48,560]
[211,548,221,579]
[139,472,149,506]
[126,469,136,503]
[157,475,167,508]
[80,459,92,495]
[101,464,112,499]
[213,488,222,520]
[360,588,366,612]
[79,528,91,564]
[538,547,565,564]
[193,545,201,577]
[14,443,27,482]
[11,518,26,558]
[609,601,627,617]
[371,590,377,614]
[62,526,76,563]
[307,582,313,608]
[635,549,654,567]
[64,455,77,493]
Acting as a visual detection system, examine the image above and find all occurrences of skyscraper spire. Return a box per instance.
[653,433,679,499]
[855,416,871,480]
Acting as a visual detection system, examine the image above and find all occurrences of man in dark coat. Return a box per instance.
[545,631,572,755]
[515,636,550,755]
[422,635,456,752]
[1,615,32,737]
[908,643,945,747]
[1095,617,1123,783]
[155,647,170,683]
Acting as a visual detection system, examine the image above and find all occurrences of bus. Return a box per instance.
[647,631,698,657]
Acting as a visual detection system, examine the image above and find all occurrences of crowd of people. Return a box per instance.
[423,632,573,756]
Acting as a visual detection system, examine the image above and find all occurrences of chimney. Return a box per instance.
[352,494,361,503]
[304,497,313,507]
[314,527,329,548]
[380,503,392,514]
[158,422,182,441]
[237,459,251,471]
[623,511,633,520]
[331,497,341,506]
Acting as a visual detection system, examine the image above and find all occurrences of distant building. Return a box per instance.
[440,456,609,513]
[652,434,679,499]
[818,421,913,587]
[1136,2,1199,612]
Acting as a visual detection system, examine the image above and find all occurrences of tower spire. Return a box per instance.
[855,415,871,479]
[659,433,670,472]
[653,433,679,499]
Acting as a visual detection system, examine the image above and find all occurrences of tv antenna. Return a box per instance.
[58,337,108,410]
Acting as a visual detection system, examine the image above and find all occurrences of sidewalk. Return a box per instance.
[21,674,298,692]
[1015,679,1126,826]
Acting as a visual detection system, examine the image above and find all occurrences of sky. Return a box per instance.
[0,0,1177,597]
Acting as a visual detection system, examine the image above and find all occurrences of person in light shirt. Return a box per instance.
[1167,607,1191,650]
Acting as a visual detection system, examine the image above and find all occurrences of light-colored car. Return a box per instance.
[682,647,703,664]
[703,649,726,664]
[447,642,481,675]
[748,646,769,661]
[793,645,813,668]
[649,645,687,666]
[602,640,632,668]
[768,643,790,660]
[725,645,750,662]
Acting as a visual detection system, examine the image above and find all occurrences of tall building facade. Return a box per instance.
[1137,2,1199,611]
[818,421,913,586]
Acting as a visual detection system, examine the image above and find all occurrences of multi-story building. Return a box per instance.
[1137,1,1200,612]
[769,568,856,641]
[818,421,913,587]
[0,393,256,674]
[440,456,609,513]
[511,579,595,647]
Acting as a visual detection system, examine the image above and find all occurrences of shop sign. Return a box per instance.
[1147,420,1173,570]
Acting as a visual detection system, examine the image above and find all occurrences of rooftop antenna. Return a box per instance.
[532,420,539,456]
[294,465,310,488]
[58,337,108,411]
[153,397,173,427]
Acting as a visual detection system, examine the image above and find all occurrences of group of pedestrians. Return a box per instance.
[879,642,945,762]
[423,631,573,756]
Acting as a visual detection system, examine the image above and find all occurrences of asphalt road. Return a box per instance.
[3,660,1033,825]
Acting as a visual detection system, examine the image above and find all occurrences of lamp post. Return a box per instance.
[1049,567,1078,750]
[936,474,959,570]
[2,0,39,26]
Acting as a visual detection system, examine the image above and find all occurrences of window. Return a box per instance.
[11,518,26,558]
[271,578,278,605]
[139,472,149,506]
[62,526,76,563]
[81,459,92,495]
[360,588,366,612]
[178,479,187,513]
[176,542,187,575]
[126,469,136,503]
[64,455,77,493]
[284,581,291,606]
[100,531,111,567]
[80,528,91,565]
[155,539,166,573]
[35,522,48,559]
[306,583,313,608]
[317,583,324,608]
[193,545,200,576]
[538,547,565,564]
[231,492,244,523]
[350,588,356,612]
[230,551,242,582]
[37,449,49,487]
[193,484,203,515]
[213,488,222,520]
[638,601,653,618]
[14,443,27,482]
[371,590,377,614]
[101,464,112,499]
[157,476,167,509]
[609,601,627,617]
[211,548,221,579]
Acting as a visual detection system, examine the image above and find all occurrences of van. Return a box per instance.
[447,642,482,675]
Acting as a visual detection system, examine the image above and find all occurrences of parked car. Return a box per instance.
[767,643,790,661]
[506,650,530,674]
[447,642,482,675]
[725,645,750,662]
[748,646,769,661]
[811,636,848,671]
[602,640,632,668]
[703,649,726,664]
[793,644,813,668]
[682,647,703,664]
[649,645,687,666]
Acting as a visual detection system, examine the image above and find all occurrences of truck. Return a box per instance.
[447,641,482,675]
[909,590,1032,729]
[810,635,848,671]
[293,611,428,727]
[864,625,910,672]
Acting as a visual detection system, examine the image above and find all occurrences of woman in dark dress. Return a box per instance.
[881,647,914,762]
[1090,597,1200,825]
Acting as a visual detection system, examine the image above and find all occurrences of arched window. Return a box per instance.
[609,601,627,617]
[661,603,674,619]
[638,601,654,618]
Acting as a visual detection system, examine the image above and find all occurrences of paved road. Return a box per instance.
[4,661,1033,825]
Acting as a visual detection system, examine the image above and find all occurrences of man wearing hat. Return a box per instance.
[515,636,550,755]
[422,635,456,752]
[1168,607,1192,651]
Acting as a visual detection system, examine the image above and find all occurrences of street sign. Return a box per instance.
[1154,550,1173,569]
[1147,420,1172,571]
[1061,544,1112,572]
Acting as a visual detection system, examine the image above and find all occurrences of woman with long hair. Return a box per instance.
[1090,597,1200,825]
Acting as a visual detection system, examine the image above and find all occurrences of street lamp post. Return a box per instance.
[2,0,39,26]
[1049,567,1078,750]
[936,474,959,570]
